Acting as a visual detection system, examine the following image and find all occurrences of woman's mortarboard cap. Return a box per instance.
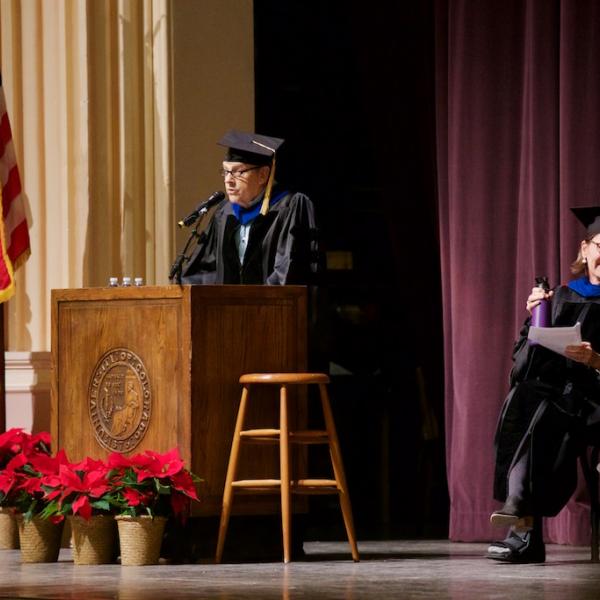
[571,206,600,236]
[218,129,284,166]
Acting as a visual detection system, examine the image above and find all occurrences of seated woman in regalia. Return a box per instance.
[487,206,600,563]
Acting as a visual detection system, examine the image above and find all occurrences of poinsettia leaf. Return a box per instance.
[120,470,139,486]
[73,495,92,520]
[155,480,171,495]
[44,489,61,501]
[6,452,28,470]
[23,499,38,522]
[91,499,111,512]
[39,499,61,519]
[107,453,134,469]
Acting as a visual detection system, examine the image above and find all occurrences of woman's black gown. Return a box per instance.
[493,285,600,516]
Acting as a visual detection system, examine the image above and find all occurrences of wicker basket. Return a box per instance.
[16,514,64,563]
[116,515,167,566]
[0,507,19,549]
[70,515,117,565]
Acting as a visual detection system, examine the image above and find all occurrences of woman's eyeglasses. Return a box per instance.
[588,240,600,251]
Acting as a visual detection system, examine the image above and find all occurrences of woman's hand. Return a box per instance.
[565,341,600,369]
[526,287,553,314]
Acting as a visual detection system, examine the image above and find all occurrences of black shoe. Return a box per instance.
[490,495,531,528]
[486,528,545,564]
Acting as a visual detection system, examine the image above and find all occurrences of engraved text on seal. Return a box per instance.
[88,348,151,453]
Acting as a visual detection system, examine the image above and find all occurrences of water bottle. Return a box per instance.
[108,277,119,287]
[122,277,132,287]
[531,276,550,328]
[134,277,145,286]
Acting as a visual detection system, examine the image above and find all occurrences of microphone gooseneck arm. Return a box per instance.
[178,191,225,228]
[170,190,224,282]
[169,227,207,284]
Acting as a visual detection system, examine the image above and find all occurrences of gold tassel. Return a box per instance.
[260,155,276,216]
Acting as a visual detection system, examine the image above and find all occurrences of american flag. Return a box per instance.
[0,73,30,302]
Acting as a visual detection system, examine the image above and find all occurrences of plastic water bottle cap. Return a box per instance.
[122,277,132,286]
[109,277,119,287]
[134,277,144,286]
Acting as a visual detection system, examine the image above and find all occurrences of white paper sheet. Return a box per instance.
[527,322,582,357]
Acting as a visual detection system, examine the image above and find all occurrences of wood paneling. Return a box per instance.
[51,285,307,516]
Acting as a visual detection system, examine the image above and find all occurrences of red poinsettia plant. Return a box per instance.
[0,429,52,516]
[0,432,200,523]
[0,428,51,470]
[106,448,200,520]
[39,457,117,522]
[0,446,70,522]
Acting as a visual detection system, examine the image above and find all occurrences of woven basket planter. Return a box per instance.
[0,507,19,549]
[70,515,117,565]
[116,515,167,566]
[16,514,64,563]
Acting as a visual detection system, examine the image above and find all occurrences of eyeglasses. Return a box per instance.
[220,166,261,180]
[588,240,600,251]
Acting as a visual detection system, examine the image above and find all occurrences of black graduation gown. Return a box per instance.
[180,190,318,285]
[493,285,600,516]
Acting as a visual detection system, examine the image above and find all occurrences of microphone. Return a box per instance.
[178,191,225,228]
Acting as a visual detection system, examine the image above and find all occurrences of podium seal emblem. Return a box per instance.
[88,348,152,453]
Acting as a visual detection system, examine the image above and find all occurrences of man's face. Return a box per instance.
[222,161,270,208]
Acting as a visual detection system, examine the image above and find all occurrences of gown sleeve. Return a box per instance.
[509,317,533,386]
[509,286,564,385]
[265,193,319,285]
[180,212,221,284]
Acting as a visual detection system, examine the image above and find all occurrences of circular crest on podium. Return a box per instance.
[88,348,152,453]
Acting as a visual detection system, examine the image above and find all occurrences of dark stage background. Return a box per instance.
[254,1,447,540]
[254,0,600,546]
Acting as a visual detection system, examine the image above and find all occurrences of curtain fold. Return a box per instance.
[0,0,174,351]
[437,0,600,544]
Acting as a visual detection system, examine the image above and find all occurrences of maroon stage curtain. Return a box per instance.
[436,0,600,544]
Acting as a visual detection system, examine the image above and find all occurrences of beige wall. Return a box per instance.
[1,0,255,354]
[172,0,254,252]
[1,0,255,431]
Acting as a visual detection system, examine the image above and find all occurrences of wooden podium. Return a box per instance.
[51,285,307,516]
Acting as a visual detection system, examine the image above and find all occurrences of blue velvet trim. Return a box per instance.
[567,276,600,298]
[231,190,288,225]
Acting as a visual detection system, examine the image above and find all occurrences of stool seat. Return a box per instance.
[239,372,330,385]
[215,371,359,564]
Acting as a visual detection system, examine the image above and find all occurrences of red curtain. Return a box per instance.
[436,0,600,543]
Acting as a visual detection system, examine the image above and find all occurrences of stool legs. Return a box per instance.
[217,374,359,563]
[319,383,360,562]
[280,384,292,563]
[215,384,250,564]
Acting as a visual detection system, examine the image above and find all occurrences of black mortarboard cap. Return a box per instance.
[218,129,284,166]
[571,206,600,236]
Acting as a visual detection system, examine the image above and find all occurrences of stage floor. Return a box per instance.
[0,539,599,599]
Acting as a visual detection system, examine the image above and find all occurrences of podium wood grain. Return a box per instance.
[51,285,307,515]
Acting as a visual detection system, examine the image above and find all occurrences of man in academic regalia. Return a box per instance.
[181,130,319,285]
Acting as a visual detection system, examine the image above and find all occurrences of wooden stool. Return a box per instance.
[215,372,360,563]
